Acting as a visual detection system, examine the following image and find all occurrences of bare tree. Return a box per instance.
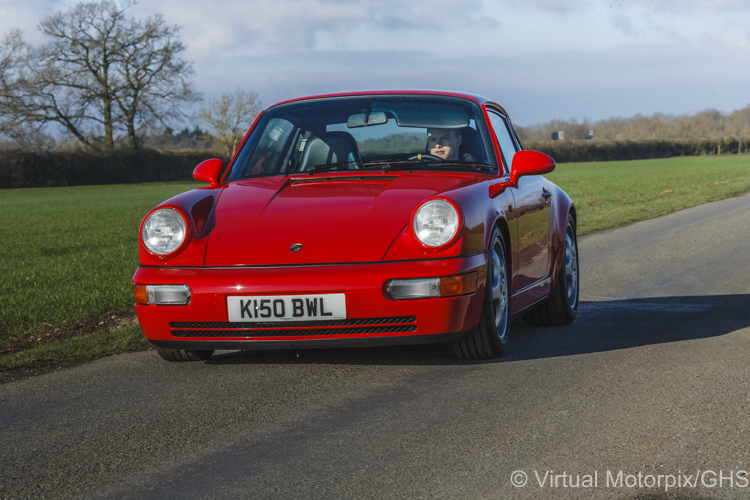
[0,30,27,140]
[112,13,199,148]
[0,1,198,151]
[198,89,262,158]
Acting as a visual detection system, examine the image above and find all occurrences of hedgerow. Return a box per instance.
[524,138,750,163]
[0,150,224,189]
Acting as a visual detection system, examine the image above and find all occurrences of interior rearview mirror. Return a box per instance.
[347,111,387,128]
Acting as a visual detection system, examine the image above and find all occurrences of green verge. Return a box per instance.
[544,155,750,235]
[0,181,198,344]
[0,324,150,371]
[1,155,750,372]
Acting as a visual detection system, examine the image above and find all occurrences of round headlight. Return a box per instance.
[413,199,460,247]
[141,208,187,255]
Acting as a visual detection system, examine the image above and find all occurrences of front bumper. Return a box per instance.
[133,253,487,349]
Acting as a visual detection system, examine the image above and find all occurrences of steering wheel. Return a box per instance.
[407,153,443,162]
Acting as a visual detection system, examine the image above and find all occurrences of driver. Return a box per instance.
[427,128,462,161]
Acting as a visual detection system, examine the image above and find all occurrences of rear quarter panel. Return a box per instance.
[547,179,575,290]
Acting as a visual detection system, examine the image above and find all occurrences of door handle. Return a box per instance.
[542,188,552,201]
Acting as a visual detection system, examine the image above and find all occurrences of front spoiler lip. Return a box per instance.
[148,330,471,350]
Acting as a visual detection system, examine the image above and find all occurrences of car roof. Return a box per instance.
[269,90,492,109]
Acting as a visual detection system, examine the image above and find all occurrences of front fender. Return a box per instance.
[138,186,224,267]
[383,178,499,261]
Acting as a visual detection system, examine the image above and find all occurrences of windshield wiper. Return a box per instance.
[373,160,497,173]
[360,158,428,172]
[425,161,497,172]
[307,158,495,175]
[306,160,360,175]
[308,158,421,174]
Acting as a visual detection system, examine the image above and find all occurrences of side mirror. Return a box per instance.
[193,158,225,188]
[488,150,555,199]
[508,150,555,186]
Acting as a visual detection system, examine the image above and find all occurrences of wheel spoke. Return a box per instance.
[491,252,501,303]
[490,238,509,340]
[564,232,578,308]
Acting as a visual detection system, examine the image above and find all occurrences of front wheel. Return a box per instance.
[523,214,579,325]
[155,347,214,362]
[453,226,509,359]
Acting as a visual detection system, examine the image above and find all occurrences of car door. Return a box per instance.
[487,110,552,292]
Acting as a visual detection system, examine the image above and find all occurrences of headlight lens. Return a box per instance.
[141,208,187,255]
[413,199,460,247]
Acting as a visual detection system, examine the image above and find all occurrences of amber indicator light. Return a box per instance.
[133,284,149,305]
[439,272,478,297]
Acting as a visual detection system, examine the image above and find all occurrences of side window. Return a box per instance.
[488,112,517,173]
[243,118,295,176]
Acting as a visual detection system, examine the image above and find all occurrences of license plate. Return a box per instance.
[227,294,347,322]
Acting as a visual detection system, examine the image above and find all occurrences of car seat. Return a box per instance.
[458,126,481,162]
[297,131,361,172]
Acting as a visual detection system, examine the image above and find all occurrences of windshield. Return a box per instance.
[228,95,496,179]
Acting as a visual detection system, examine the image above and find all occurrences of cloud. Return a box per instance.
[0,0,61,42]
[719,23,750,53]
[502,0,750,13]
[694,15,750,58]
[610,13,634,34]
[706,0,750,7]
[3,0,749,125]
[138,0,498,58]
[192,41,750,124]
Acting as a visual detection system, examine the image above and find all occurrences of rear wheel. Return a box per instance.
[523,214,578,326]
[155,347,214,362]
[453,226,509,359]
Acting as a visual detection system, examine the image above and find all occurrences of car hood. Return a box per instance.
[204,173,474,266]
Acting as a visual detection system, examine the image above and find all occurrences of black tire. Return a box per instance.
[452,226,510,359]
[523,214,578,326]
[155,347,214,362]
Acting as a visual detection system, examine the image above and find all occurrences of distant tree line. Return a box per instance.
[358,133,424,156]
[142,126,216,151]
[516,107,750,142]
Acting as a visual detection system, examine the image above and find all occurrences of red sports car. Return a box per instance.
[133,91,578,361]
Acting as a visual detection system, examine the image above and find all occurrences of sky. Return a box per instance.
[1,0,750,126]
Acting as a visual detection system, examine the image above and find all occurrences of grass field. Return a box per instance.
[1,154,749,370]
[545,155,750,234]
[0,324,148,372]
[0,182,198,346]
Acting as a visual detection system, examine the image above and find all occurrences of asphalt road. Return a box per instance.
[2,193,750,500]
